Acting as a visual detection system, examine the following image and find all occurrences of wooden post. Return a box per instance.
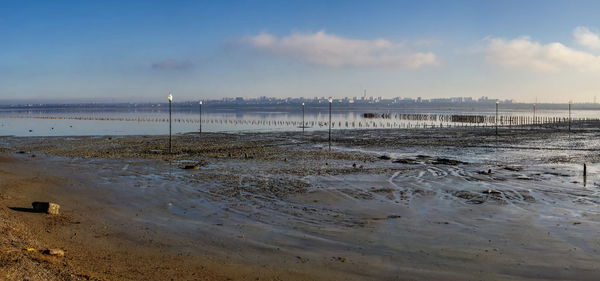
[583,163,587,186]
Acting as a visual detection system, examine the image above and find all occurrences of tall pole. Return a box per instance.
[302,102,305,135]
[495,100,499,136]
[533,104,536,127]
[569,100,572,132]
[168,93,173,154]
[328,97,332,151]
[199,100,203,134]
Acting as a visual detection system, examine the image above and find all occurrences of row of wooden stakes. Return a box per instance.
[1,114,595,129]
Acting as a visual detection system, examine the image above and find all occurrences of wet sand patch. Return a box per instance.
[0,128,599,280]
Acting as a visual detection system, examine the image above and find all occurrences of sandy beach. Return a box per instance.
[1,127,599,280]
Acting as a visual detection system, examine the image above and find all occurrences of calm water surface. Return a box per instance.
[0,106,597,136]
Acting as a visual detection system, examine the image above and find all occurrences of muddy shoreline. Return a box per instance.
[1,128,600,280]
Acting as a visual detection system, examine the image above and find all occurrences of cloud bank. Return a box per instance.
[486,27,600,72]
[246,31,437,68]
[574,26,600,50]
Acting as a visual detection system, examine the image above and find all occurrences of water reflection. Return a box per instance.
[0,106,598,137]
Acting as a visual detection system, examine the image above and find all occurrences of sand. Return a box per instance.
[1,127,599,280]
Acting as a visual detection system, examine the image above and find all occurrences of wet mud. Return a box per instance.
[1,127,599,280]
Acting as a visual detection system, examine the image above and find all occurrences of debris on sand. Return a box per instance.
[451,191,485,204]
[504,166,522,172]
[393,158,419,164]
[179,160,208,170]
[477,169,493,175]
[32,202,60,215]
[378,155,392,160]
[43,249,65,257]
[483,189,502,195]
[371,187,395,194]
[370,215,402,220]
[182,164,200,170]
[331,256,347,262]
[431,158,468,165]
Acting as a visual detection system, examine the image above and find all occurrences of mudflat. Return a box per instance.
[1,128,599,280]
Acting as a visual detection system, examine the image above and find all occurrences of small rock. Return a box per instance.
[504,166,522,172]
[32,202,60,215]
[378,155,391,160]
[43,249,65,257]
[180,160,208,170]
[182,165,200,170]
[483,189,501,195]
[432,158,467,165]
[392,158,418,164]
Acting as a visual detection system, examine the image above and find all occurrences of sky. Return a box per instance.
[3,0,600,103]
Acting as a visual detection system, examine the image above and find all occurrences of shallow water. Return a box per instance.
[1,106,595,136]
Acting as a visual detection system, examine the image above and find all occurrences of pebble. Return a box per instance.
[43,249,65,257]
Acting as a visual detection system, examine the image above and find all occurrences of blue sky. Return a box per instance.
[3,0,600,102]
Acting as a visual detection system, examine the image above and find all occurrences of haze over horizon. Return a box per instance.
[4,0,600,103]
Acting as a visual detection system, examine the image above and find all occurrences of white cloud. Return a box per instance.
[485,35,600,72]
[574,26,600,50]
[245,31,437,68]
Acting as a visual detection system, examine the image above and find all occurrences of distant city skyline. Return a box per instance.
[4,1,600,103]
[7,94,600,106]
